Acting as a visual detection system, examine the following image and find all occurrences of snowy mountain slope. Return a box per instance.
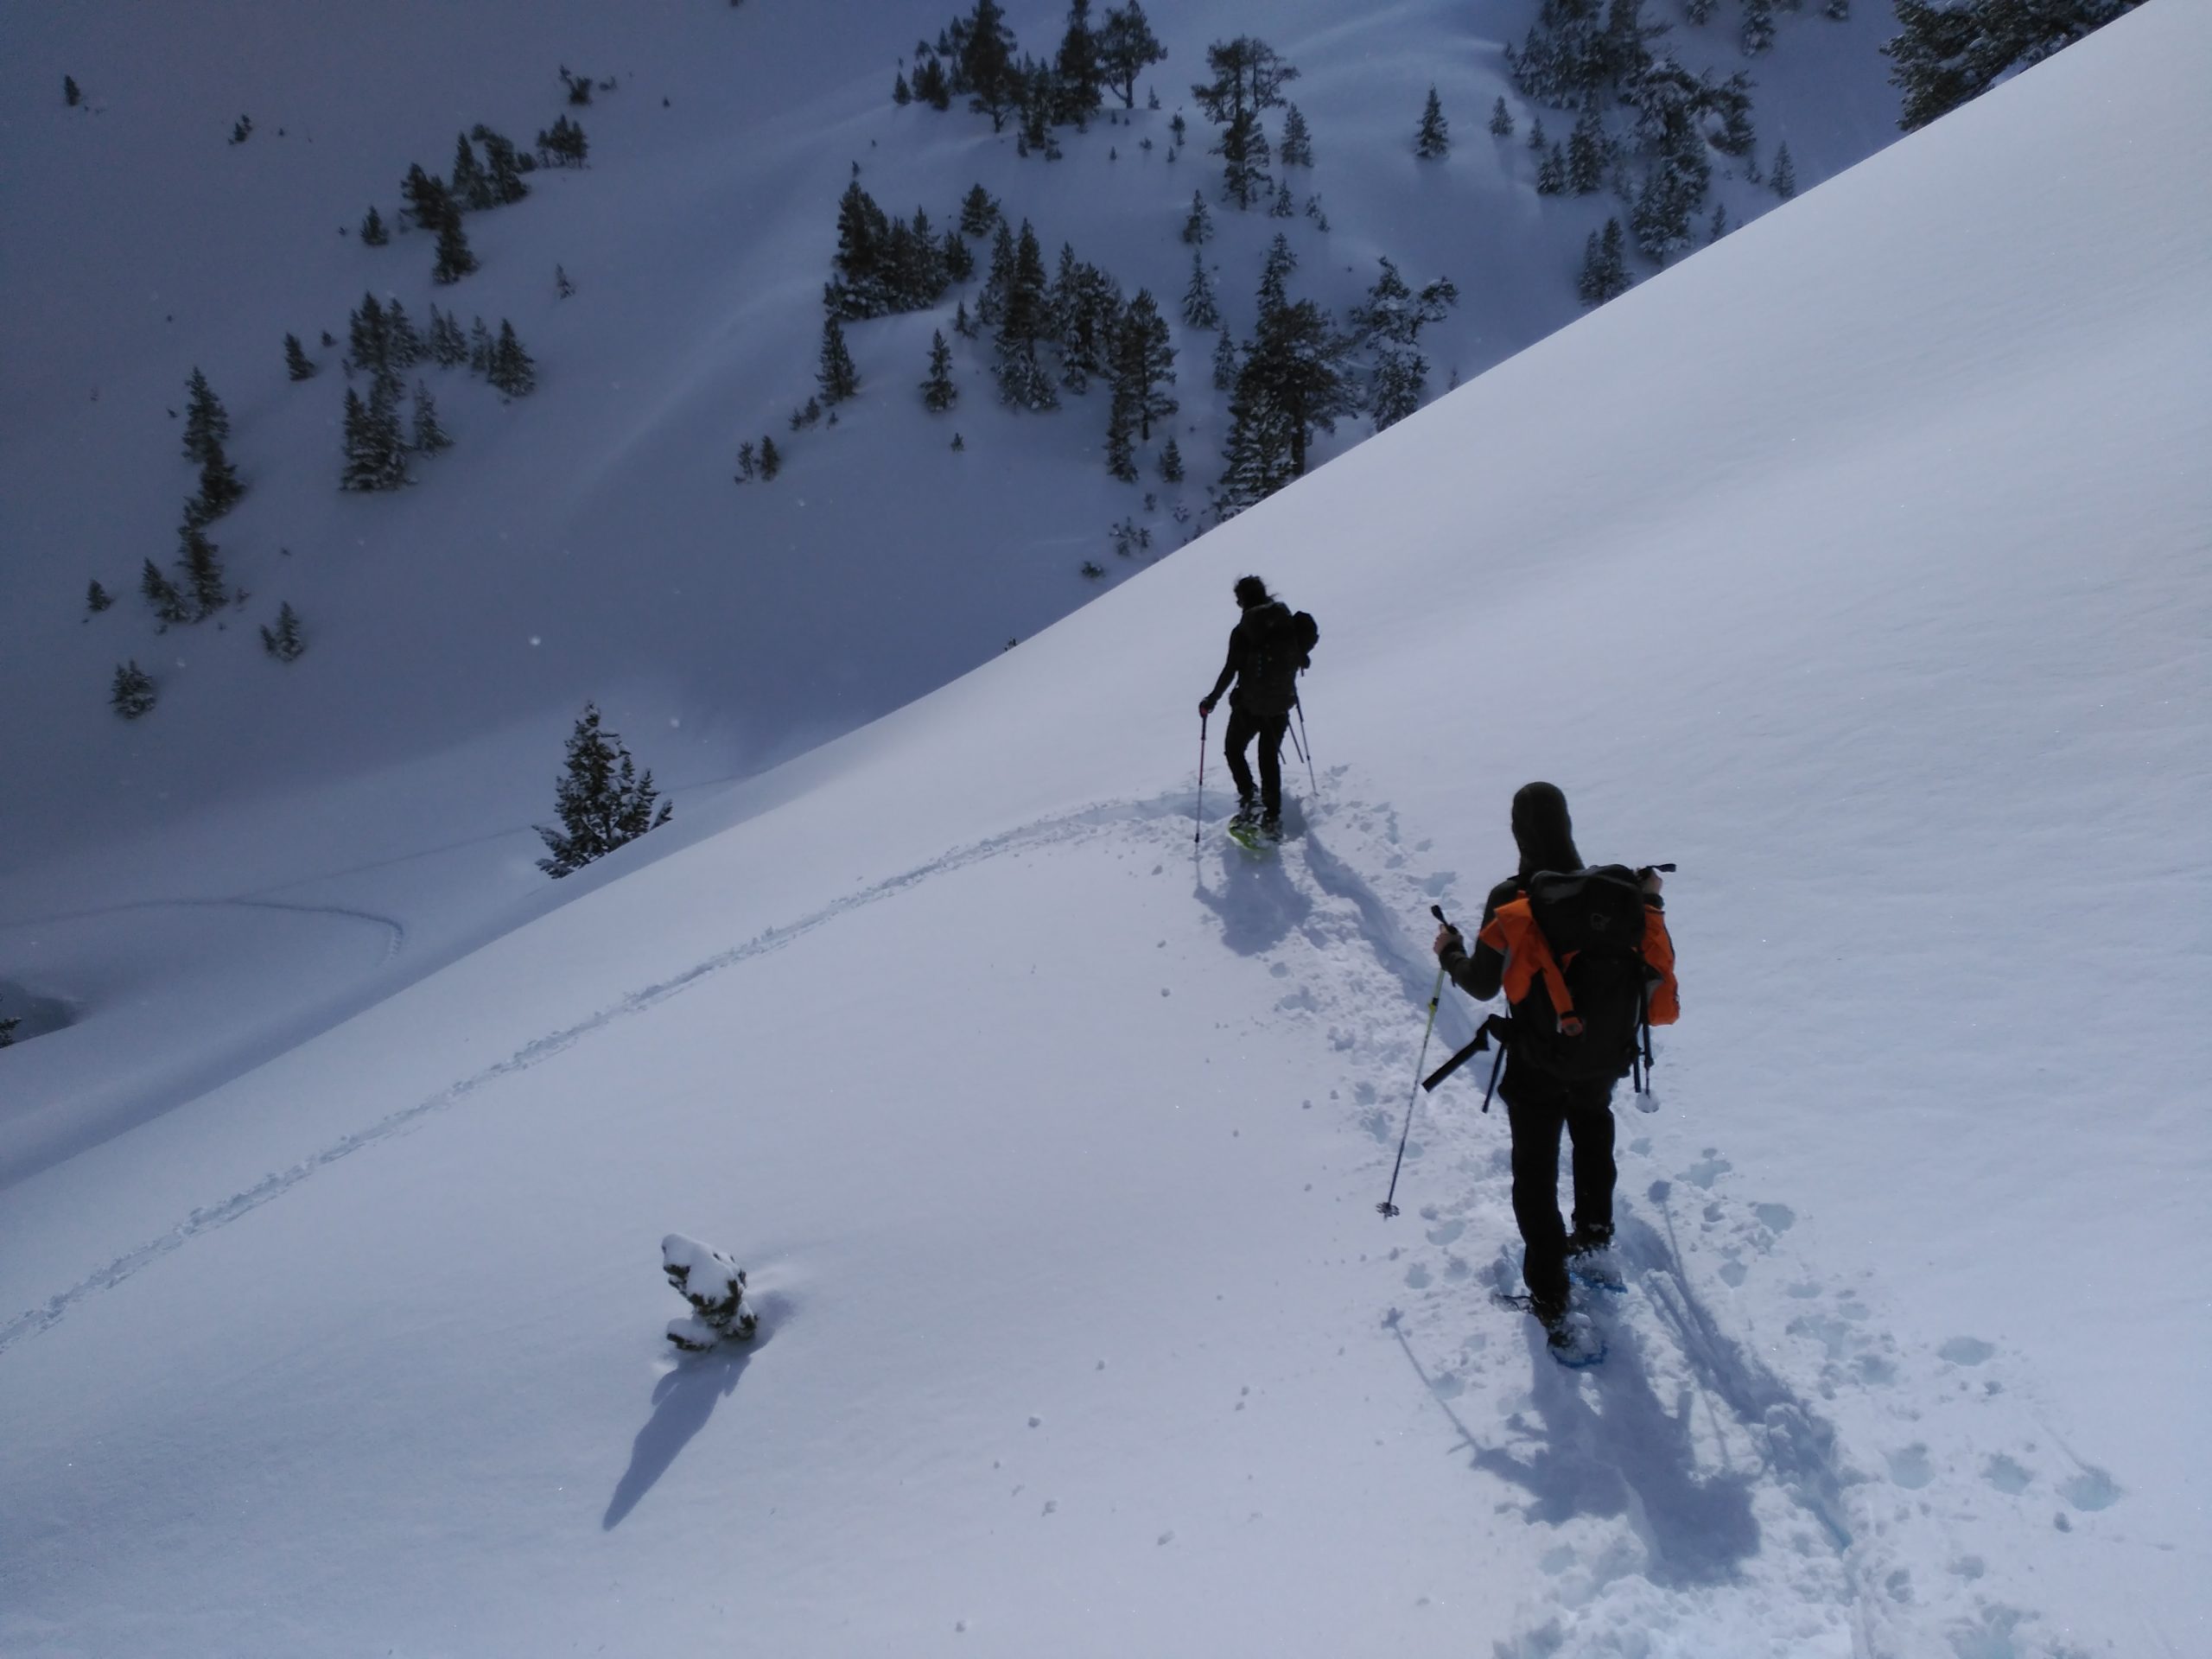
[0,0,1905,1159]
[4,6,2207,1656]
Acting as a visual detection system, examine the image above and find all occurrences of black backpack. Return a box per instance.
[1510,866,1655,1083]
[1246,605,1319,702]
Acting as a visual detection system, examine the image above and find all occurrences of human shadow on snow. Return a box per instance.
[1470,1294,1764,1587]
[1192,823,1313,957]
[602,1308,780,1529]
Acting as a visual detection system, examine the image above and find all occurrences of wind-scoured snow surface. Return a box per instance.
[3,4,2209,1657]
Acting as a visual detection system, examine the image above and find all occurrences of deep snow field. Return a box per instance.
[3,3,2209,1657]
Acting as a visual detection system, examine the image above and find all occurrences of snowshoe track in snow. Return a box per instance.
[2,787,2117,1659]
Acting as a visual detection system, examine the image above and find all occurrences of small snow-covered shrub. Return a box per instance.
[662,1234,758,1351]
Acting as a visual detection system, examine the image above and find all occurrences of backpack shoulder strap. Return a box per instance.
[1477,896,1582,1034]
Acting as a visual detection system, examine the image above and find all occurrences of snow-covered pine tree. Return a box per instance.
[893,69,913,105]
[991,219,1058,410]
[1159,435,1184,482]
[758,435,782,478]
[534,702,674,878]
[1891,0,2051,131]
[284,333,316,380]
[1268,177,1295,217]
[1490,96,1515,137]
[432,215,479,284]
[1371,346,1424,435]
[340,382,410,491]
[488,321,537,396]
[1771,141,1796,200]
[923,329,958,410]
[959,182,1001,238]
[87,578,115,614]
[1111,288,1177,439]
[468,316,494,373]
[1741,0,1776,55]
[1234,246,1357,480]
[451,130,493,211]
[361,205,389,245]
[1182,248,1221,330]
[817,315,861,404]
[401,163,456,232]
[1192,37,1296,210]
[914,54,953,110]
[139,558,188,625]
[1049,245,1122,391]
[190,444,245,524]
[1578,217,1632,306]
[348,292,390,372]
[1181,188,1213,245]
[1053,0,1104,125]
[537,113,589,166]
[1567,102,1606,193]
[1415,86,1449,158]
[111,660,156,719]
[1211,328,1238,391]
[1097,1,1166,108]
[1528,115,1547,154]
[423,307,463,366]
[0,1006,16,1047]
[64,75,82,106]
[1708,201,1730,242]
[181,368,231,466]
[472,125,532,204]
[260,601,306,662]
[175,524,228,618]
[410,381,452,453]
[1279,103,1313,167]
[661,1235,759,1351]
[1536,142,1567,194]
[1104,380,1138,480]
[386,300,422,367]
[958,0,1023,131]
[940,229,976,283]
[952,298,977,340]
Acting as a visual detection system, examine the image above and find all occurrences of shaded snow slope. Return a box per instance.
[3,5,2209,1656]
[0,0,1902,1160]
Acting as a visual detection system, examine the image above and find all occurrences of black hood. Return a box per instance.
[1511,781,1582,878]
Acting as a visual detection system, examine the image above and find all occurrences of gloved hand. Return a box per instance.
[1432,922,1462,959]
[1198,696,1217,717]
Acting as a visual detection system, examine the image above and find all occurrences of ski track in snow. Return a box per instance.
[1,791,2112,1657]
[0,894,407,962]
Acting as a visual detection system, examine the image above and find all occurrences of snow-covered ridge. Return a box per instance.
[3,3,2208,1655]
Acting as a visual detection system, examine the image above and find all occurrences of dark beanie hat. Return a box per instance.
[1510,781,1583,878]
[1233,575,1269,608]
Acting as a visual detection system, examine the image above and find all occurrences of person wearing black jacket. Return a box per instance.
[1198,575,1303,837]
[1430,782,1664,1338]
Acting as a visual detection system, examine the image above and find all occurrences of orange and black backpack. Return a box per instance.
[1426,864,1678,1106]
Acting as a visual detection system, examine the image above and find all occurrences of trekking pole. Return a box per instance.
[1379,903,1452,1219]
[1294,697,1318,796]
[1193,709,1209,844]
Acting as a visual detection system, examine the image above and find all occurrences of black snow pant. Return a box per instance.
[1501,1064,1618,1319]
[1223,703,1290,819]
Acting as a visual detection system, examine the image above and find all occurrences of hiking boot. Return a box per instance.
[1258,812,1281,841]
[1230,794,1259,828]
[1566,1222,1613,1258]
